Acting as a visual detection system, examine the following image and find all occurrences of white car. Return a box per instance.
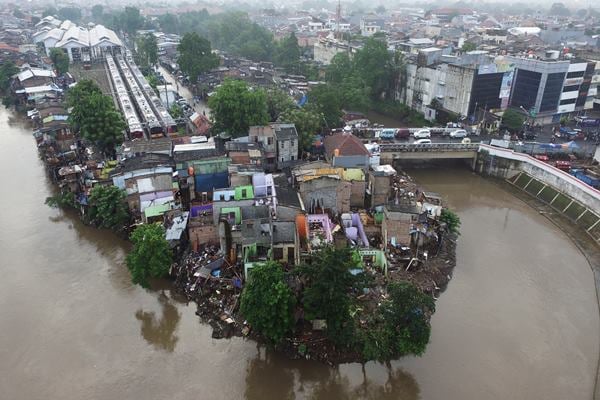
[414,138,432,144]
[413,129,431,139]
[449,129,468,138]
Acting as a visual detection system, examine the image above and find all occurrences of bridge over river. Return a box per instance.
[379,142,480,163]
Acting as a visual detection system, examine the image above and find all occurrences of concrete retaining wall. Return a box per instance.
[477,144,600,241]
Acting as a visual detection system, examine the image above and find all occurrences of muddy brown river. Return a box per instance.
[0,106,598,399]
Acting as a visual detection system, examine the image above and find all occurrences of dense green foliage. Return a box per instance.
[135,34,158,68]
[49,48,69,75]
[45,191,77,209]
[107,7,145,35]
[297,246,364,346]
[302,37,405,129]
[274,33,301,73]
[0,61,18,93]
[440,209,461,234]
[279,107,322,152]
[240,262,296,344]
[177,32,219,83]
[207,79,269,136]
[42,7,57,18]
[88,185,129,230]
[91,4,104,20]
[206,12,274,62]
[461,42,477,52]
[126,224,172,288]
[265,88,295,121]
[67,79,125,155]
[502,108,526,132]
[360,282,435,360]
[58,7,81,22]
[169,103,183,119]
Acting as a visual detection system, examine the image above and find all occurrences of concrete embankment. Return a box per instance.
[476,144,600,243]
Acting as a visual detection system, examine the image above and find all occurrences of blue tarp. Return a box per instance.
[194,172,228,193]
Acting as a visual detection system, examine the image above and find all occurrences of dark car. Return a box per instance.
[522,130,537,140]
[395,128,411,139]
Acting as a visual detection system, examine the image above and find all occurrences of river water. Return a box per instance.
[1,105,598,399]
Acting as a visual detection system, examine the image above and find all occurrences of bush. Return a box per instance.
[45,191,77,209]
[440,209,461,234]
[240,262,295,344]
[359,282,435,360]
[126,224,172,288]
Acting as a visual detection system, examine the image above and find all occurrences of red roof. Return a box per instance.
[324,133,369,158]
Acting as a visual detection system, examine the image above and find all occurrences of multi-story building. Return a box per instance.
[507,56,596,123]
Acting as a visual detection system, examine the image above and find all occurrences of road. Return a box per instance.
[156,65,210,117]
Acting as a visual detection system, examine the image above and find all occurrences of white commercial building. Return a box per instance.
[32,18,123,63]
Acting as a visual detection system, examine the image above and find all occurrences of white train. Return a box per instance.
[124,51,177,136]
[115,54,164,138]
[106,55,144,139]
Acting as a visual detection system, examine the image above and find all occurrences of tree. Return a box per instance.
[461,41,477,52]
[135,33,158,67]
[278,107,322,152]
[58,7,82,21]
[114,7,144,35]
[49,48,69,75]
[307,84,342,128]
[13,9,25,19]
[375,5,386,14]
[67,80,125,155]
[157,13,179,34]
[549,2,571,16]
[42,6,57,17]
[45,191,77,209]
[177,32,219,83]
[77,93,125,155]
[91,4,104,20]
[297,246,364,346]
[361,282,435,360]
[502,108,525,132]
[240,262,295,344]
[208,79,269,137]
[576,8,588,18]
[439,209,461,234]
[0,61,18,94]
[326,53,354,84]
[126,224,172,288]
[66,79,102,127]
[169,103,183,119]
[88,185,129,230]
[265,88,295,121]
[353,37,394,100]
[274,32,301,73]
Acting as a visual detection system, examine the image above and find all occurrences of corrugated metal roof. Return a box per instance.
[165,212,189,241]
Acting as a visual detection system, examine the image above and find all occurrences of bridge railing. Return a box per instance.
[379,143,480,152]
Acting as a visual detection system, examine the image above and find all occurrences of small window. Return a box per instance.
[291,155,295,161]
[220,194,225,201]
[242,188,247,197]
[280,142,285,149]
[267,137,273,145]
[281,157,284,162]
